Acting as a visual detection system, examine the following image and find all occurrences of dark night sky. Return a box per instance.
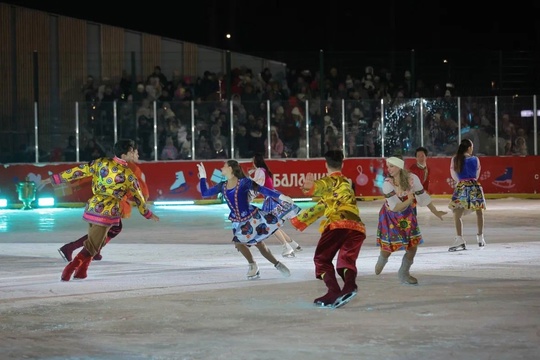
[4,0,540,93]
[4,0,539,54]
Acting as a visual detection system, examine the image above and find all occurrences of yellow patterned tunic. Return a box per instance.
[50,157,153,226]
[290,172,365,234]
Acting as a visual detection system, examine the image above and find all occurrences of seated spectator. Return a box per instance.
[147,65,168,88]
[513,135,528,155]
[210,123,229,151]
[64,135,77,162]
[296,138,307,158]
[179,134,192,159]
[280,117,300,156]
[160,136,179,160]
[212,139,228,159]
[81,138,105,161]
[512,127,528,156]
[264,125,284,158]
[324,124,340,153]
[132,82,148,105]
[195,135,213,160]
[176,121,189,149]
[136,99,154,159]
[247,123,266,156]
[309,127,322,158]
[234,125,250,158]
[158,102,176,123]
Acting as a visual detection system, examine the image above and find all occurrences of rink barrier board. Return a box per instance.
[0,157,539,206]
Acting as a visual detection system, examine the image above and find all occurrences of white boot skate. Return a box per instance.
[275,261,291,277]
[282,244,295,258]
[246,262,260,280]
[290,240,303,252]
[449,236,467,252]
[477,234,486,248]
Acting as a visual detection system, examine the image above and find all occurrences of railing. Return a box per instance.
[3,4,540,165]
[0,95,537,164]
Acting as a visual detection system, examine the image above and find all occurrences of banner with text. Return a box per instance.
[1,156,539,203]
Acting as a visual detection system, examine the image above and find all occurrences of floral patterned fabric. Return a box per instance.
[448,156,486,214]
[200,177,286,245]
[449,180,486,214]
[376,174,429,252]
[377,201,423,252]
[51,157,153,227]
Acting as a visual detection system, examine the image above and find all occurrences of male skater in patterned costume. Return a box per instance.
[57,146,149,264]
[42,139,159,281]
[290,150,366,308]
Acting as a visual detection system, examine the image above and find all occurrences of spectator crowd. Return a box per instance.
[5,64,536,163]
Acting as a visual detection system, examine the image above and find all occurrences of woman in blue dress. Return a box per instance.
[197,160,293,280]
[448,139,487,251]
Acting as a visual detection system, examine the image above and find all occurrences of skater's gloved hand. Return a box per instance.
[197,162,207,179]
[279,194,294,204]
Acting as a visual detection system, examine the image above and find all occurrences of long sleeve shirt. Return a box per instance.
[51,157,153,226]
[291,171,366,234]
[200,177,282,222]
[120,162,150,219]
[383,173,431,212]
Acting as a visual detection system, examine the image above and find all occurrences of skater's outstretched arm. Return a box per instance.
[197,162,223,197]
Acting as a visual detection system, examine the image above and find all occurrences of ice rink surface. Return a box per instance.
[1,198,539,360]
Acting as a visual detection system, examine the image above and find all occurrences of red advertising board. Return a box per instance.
[1,156,539,203]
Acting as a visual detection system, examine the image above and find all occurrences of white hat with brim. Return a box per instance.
[386,157,404,169]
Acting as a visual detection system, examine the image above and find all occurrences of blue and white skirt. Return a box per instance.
[261,196,301,220]
[231,208,284,245]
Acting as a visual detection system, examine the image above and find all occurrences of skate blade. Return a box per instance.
[282,252,295,258]
[246,271,260,280]
[314,301,335,309]
[278,269,291,278]
[333,291,358,309]
[58,249,69,262]
[448,245,467,252]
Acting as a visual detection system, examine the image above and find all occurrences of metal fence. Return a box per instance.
[2,94,537,164]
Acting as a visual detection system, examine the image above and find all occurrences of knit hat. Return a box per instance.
[386,157,404,169]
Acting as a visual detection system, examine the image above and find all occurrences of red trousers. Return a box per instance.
[313,228,365,279]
